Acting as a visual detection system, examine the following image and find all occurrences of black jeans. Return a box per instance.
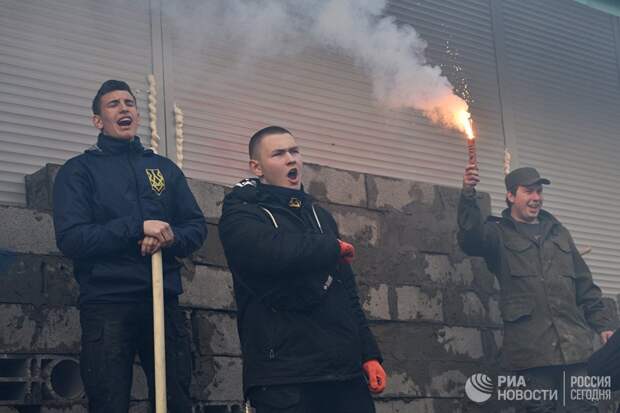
[248,376,376,413]
[79,300,192,413]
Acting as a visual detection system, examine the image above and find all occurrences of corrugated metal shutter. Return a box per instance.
[163,0,507,204]
[500,0,620,295]
[0,0,154,205]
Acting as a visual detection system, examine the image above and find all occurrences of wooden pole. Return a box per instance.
[152,250,167,413]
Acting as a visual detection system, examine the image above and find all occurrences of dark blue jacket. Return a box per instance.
[53,134,207,304]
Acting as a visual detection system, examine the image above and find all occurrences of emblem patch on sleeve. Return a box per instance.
[146,169,165,195]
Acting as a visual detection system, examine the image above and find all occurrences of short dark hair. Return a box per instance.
[505,187,517,208]
[92,80,136,115]
[248,126,292,159]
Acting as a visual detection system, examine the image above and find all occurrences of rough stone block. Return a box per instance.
[488,297,502,325]
[0,252,43,304]
[329,206,381,247]
[180,265,235,310]
[131,363,149,400]
[380,211,453,255]
[372,323,462,362]
[381,370,424,398]
[0,206,58,255]
[303,164,366,207]
[461,292,485,322]
[436,326,483,360]
[25,164,61,211]
[426,365,469,397]
[367,175,435,211]
[194,224,228,268]
[0,253,78,306]
[192,356,243,402]
[362,284,391,320]
[425,254,473,286]
[493,330,503,350]
[35,306,80,353]
[192,311,241,356]
[395,286,443,322]
[0,304,37,352]
[187,179,228,222]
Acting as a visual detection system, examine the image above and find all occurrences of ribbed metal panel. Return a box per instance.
[0,0,153,205]
[165,0,506,206]
[500,0,620,295]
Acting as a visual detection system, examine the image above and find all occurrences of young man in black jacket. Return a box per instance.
[53,80,207,413]
[219,126,386,413]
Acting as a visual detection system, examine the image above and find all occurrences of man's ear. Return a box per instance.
[92,114,103,130]
[249,159,263,177]
[506,190,516,204]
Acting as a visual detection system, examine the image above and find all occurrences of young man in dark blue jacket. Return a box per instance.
[53,80,207,413]
[219,126,386,413]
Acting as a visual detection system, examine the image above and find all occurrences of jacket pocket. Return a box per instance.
[500,294,535,323]
[504,238,537,276]
[262,272,333,312]
[550,237,575,277]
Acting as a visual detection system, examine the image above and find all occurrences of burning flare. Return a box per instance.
[457,110,475,141]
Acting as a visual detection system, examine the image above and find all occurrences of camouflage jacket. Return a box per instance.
[457,189,615,370]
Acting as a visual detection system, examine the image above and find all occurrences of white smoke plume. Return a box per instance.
[165,0,471,133]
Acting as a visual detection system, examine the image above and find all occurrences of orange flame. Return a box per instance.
[457,110,475,140]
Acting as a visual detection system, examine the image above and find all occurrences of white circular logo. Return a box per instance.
[465,373,494,403]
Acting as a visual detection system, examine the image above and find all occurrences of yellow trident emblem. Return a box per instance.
[145,169,165,195]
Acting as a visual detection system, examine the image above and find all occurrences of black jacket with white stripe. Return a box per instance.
[218,178,381,394]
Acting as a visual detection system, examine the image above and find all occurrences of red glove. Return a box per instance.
[338,239,355,264]
[363,359,386,393]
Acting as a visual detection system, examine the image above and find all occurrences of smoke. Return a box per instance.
[165,0,470,133]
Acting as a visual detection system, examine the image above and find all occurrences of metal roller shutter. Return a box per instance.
[499,0,620,295]
[0,0,154,205]
[162,0,507,205]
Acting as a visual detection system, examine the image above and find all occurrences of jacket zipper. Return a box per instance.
[127,151,145,228]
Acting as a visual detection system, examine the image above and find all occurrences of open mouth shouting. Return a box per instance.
[117,116,133,128]
[287,168,300,185]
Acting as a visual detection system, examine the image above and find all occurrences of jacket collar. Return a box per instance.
[500,207,560,239]
[225,178,314,209]
[86,133,149,156]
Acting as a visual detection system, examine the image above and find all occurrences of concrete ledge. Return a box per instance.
[0,207,58,255]
[303,164,366,207]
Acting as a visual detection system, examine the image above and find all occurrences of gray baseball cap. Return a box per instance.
[505,167,550,191]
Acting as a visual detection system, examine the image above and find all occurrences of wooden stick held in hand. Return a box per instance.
[152,250,167,413]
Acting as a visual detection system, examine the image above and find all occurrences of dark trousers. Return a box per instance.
[79,301,192,413]
[248,376,376,413]
[517,364,598,413]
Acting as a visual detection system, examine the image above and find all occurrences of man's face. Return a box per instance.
[92,90,140,140]
[250,133,302,189]
[507,184,543,223]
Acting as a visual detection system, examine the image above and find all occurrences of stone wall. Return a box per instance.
[1,163,615,412]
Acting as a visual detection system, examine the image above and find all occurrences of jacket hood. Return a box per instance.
[86,133,152,156]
